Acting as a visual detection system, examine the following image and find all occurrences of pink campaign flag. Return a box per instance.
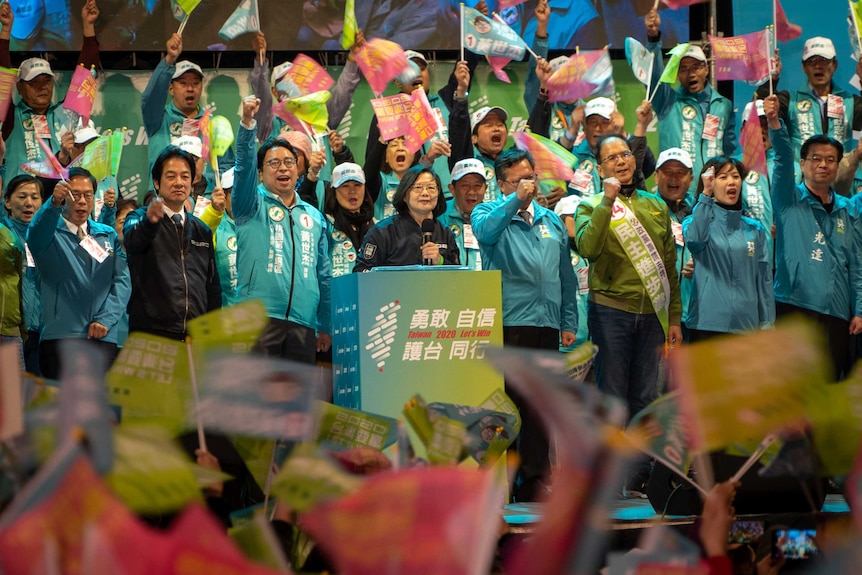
[661,0,709,8]
[0,66,16,121]
[370,89,438,154]
[285,54,335,95]
[710,30,772,85]
[487,55,514,83]
[497,0,527,6]
[22,135,68,179]
[62,64,98,124]
[512,131,575,183]
[355,38,409,96]
[740,100,768,178]
[775,0,802,42]
[546,49,611,103]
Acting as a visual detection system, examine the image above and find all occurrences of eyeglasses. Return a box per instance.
[804,57,834,68]
[805,154,838,166]
[500,174,537,186]
[264,158,297,170]
[70,192,95,202]
[601,150,634,164]
[678,62,707,75]
[410,183,439,194]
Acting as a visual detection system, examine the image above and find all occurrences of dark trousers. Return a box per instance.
[24,329,41,376]
[39,338,119,380]
[776,303,851,381]
[254,318,317,365]
[502,325,559,502]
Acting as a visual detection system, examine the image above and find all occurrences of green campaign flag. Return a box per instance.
[107,426,211,514]
[565,341,598,382]
[341,0,357,49]
[70,134,111,182]
[315,401,398,451]
[658,43,691,85]
[188,299,268,354]
[270,443,363,512]
[403,395,466,465]
[109,129,124,178]
[107,332,192,433]
[808,380,862,475]
[228,512,290,570]
[218,0,261,41]
[628,392,691,478]
[171,0,201,21]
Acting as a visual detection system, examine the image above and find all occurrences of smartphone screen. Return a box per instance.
[728,520,764,544]
[772,529,818,560]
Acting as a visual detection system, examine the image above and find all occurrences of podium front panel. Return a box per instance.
[332,270,504,423]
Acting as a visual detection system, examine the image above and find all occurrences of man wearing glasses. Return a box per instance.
[472,148,577,502]
[645,8,736,198]
[765,95,862,380]
[28,167,130,378]
[232,97,332,365]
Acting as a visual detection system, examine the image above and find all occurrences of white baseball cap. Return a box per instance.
[656,147,693,170]
[470,106,508,132]
[171,135,203,158]
[172,60,204,80]
[554,194,581,216]
[743,99,766,119]
[18,58,54,82]
[404,50,428,66]
[332,162,366,187]
[450,158,485,182]
[221,167,235,190]
[548,55,570,73]
[802,37,836,61]
[271,61,293,86]
[74,119,100,144]
[682,45,707,63]
[584,97,615,120]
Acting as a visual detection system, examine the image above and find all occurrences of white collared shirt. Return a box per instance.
[162,204,186,225]
[62,217,88,238]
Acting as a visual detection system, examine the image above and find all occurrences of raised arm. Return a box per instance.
[763,94,796,215]
[250,32,274,143]
[141,33,182,136]
[232,97,261,225]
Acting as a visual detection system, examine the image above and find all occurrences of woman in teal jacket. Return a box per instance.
[682,158,774,341]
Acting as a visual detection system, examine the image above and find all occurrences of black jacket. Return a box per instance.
[353,214,459,272]
[123,208,221,338]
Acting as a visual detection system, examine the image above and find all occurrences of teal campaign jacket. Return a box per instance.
[233,124,331,333]
[682,194,774,333]
[471,192,577,333]
[438,198,482,270]
[27,203,130,343]
[770,121,862,321]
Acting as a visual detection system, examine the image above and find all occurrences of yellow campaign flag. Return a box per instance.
[342,0,357,49]
[669,317,831,451]
[188,299,268,354]
[284,90,331,133]
[808,379,862,475]
[80,134,111,181]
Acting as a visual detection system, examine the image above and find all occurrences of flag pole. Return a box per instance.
[460,3,465,62]
[645,52,655,101]
[178,13,190,35]
[185,337,208,453]
[767,26,774,96]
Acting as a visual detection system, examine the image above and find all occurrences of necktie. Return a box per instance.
[77,226,86,240]
[172,214,183,227]
[518,210,532,227]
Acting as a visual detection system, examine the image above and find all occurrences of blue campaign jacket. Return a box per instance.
[471,192,577,333]
[27,203,130,344]
[233,124,331,333]
[214,214,238,307]
[1,216,41,333]
[741,149,776,261]
[770,121,862,320]
[682,194,774,333]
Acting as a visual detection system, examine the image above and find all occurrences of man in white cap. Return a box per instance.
[758,36,862,159]
[171,135,208,201]
[0,0,101,192]
[654,147,695,323]
[250,31,364,143]
[739,99,777,261]
[64,120,118,227]
[438,158,487,269]
[142,32,233,194]
[645,8,736,197]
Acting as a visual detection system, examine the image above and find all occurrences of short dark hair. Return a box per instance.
[391,165,447,218]
[594,133,629,163]
[4,174,42,200]
[696,156,747,209]
[257,137,296,171]
[152,145,197,186]
[494,148,534,182]
[800,135,843,164]
[67,167,97,191]
[116,198,139,215]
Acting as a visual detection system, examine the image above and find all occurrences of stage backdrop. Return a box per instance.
[36,58,658,202]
